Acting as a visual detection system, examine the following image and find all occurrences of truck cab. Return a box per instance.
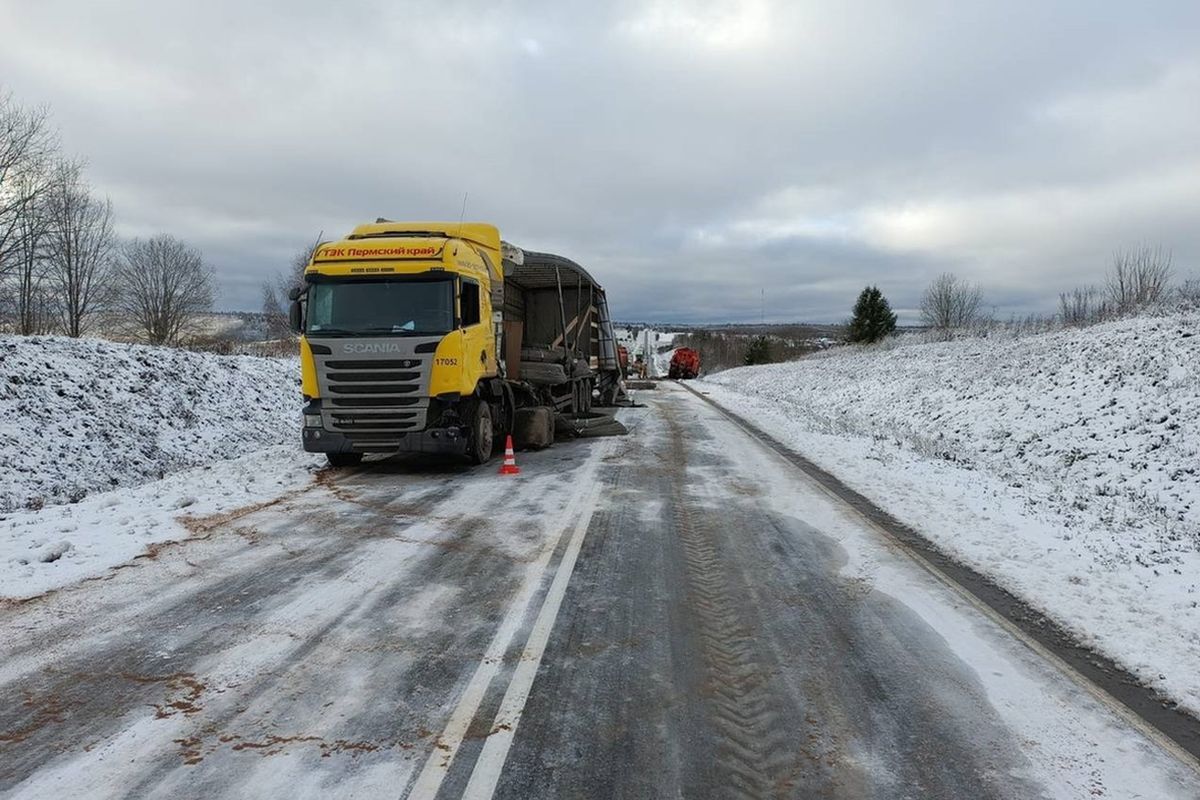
[297,222,507,465]
[293,220,625,467]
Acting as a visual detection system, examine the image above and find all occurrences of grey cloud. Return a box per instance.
[2,0,1198,321]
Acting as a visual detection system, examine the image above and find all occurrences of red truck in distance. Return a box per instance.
[668,347,701,379]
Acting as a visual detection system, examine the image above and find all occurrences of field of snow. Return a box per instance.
[700,312,1200,714]
[0,336,319,598]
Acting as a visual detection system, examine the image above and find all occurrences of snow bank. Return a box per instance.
[0,335,302,513]
[701,313,1200,713]
[0,335,320,598]
[1,446,322,598]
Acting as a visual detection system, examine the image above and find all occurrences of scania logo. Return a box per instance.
[344,342,403,353]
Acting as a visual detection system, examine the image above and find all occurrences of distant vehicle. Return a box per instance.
[290,221,625,466]
[668,348,701,379]
[632,354,648,379]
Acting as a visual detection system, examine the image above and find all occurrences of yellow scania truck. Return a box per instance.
[289,220,624,466]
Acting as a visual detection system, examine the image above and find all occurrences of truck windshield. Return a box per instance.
[306,278,454,336]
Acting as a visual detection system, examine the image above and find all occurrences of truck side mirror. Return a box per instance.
[288,300,303,334]
[287,286,304,302]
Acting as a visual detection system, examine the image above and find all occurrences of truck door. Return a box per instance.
[459,277,496,388]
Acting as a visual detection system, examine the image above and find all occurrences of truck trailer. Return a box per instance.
[290,221,624,466]
[668,347,701,380]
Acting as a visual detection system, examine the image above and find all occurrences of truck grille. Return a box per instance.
[325,359,421,370]
[324,371,420,383]
[329,410,420,432]
[329,396,421,408]
[316,353,434,434]
[329,383,420,395]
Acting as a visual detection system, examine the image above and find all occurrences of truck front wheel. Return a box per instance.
[463,398,494,465]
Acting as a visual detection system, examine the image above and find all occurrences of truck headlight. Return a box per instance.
[303,413,322,428]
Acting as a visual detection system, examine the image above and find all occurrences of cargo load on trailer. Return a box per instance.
[289,221,626,466]
[668,347,701,379]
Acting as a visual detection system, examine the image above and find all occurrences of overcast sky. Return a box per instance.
[2,1,1198,323]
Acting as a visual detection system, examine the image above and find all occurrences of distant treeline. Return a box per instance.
[674,325,839,374]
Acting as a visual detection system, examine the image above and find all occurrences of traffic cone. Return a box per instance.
[498,435,520,475]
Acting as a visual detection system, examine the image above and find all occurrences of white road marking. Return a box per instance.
[404,457,605,800]
[460,482,605,800]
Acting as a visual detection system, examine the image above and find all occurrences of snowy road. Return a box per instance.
[2,383,1199,799]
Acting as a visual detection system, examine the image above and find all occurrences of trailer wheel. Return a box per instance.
[573,379,593,415]
[327,452,363,467]
[463,399,494,465]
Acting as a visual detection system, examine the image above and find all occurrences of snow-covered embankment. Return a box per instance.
[1,336,319,598]
[701,313,1200,714]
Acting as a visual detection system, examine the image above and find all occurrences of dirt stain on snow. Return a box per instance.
[170,729,405,765]
[121,672,208,719]
[178,486,312,538]
[0,692,75,744]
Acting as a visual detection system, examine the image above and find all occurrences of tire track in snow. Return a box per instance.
[677,379,1200,776]
[662,405,794,798]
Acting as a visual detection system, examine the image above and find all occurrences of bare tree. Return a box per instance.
[9,169,55,334]
[115,235,214,345]
[44,162,116,337]
[1178,278,1200,310]
[1107,244,1172,314]
[261,244,313,337]
[0,91,57,282]
[1058,285,1107,326]
[920,273,983,330]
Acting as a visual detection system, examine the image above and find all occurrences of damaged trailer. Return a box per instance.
[501,247,626,411]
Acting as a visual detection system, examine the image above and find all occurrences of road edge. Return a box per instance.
[676,380,1200,772]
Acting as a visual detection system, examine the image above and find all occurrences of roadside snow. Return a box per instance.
[0,335,316,599]
[0,335,302,513]
[1,444,323,599]
[699,313,1200,715]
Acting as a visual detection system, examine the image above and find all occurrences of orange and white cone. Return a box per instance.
[498,435,520,475]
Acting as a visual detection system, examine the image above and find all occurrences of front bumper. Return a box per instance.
[301,398,469,455]
[302,426,469,456]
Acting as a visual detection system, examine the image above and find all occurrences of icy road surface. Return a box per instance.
[1,383,1198,799]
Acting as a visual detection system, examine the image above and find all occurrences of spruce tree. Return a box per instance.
[847,285,897,344]
[744,335,772,365]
